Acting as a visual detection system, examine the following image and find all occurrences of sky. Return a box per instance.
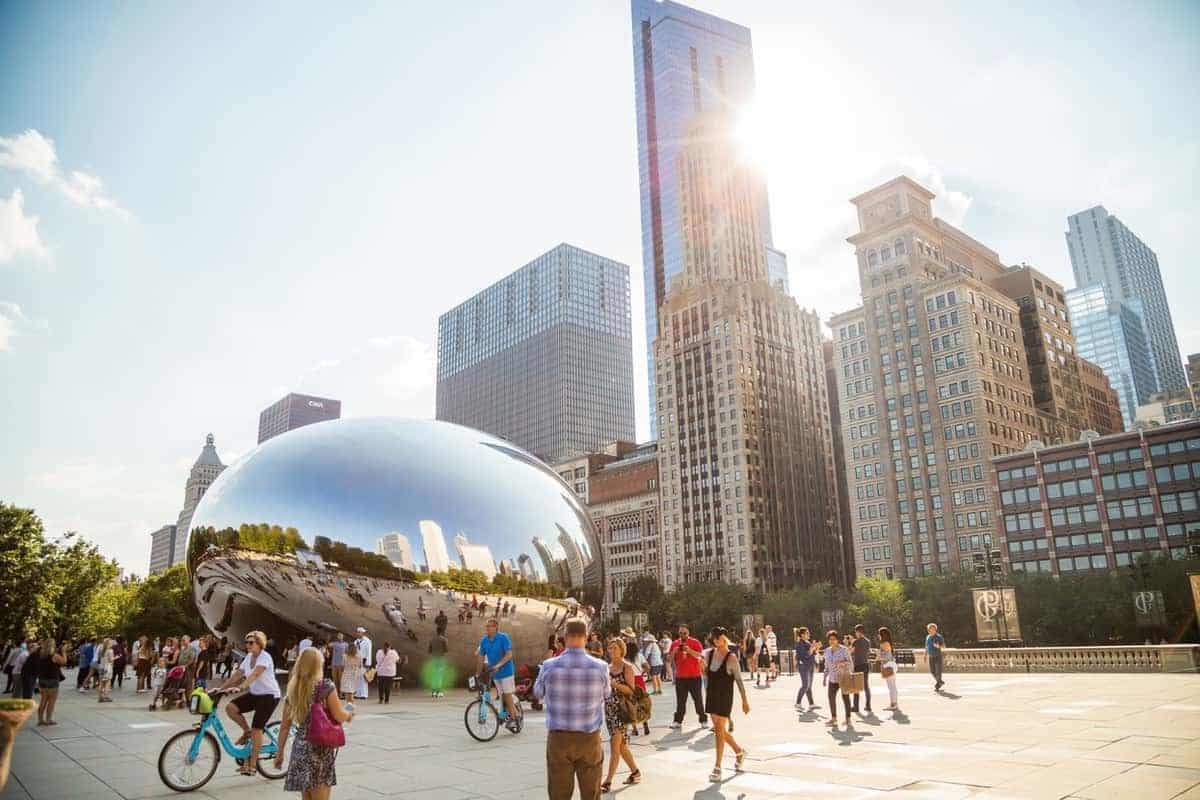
[2,0,1197,575]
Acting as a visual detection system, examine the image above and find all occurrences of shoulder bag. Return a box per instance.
[307,682,345,748]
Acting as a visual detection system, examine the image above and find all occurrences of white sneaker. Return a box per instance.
[669,722,682,730]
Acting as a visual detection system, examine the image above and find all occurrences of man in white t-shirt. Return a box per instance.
[354,627,372,700]
[298,635,313,654]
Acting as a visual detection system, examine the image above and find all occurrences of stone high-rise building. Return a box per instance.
[1079,359,1124,436]
[1065,206,1186,394]
[831,176,1041,580]
[258,393,341,445]
[823,340,856,587]
[148,524,177,575]
[173,434,225,565]
[990,265,1088,444]
[584,442,661,613]
[653,110,843,592]
[435,243,635,464]
[1188,353,1200,406]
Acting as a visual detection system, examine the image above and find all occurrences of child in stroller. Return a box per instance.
[149,664,188,711]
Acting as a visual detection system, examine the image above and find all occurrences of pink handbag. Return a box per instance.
[307,685,345,748]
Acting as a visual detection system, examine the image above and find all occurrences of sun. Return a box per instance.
[734,103,769,168]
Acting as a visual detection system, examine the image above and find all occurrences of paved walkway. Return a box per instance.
[3,671,1199,799]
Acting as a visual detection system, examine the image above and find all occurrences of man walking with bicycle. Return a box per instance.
[477,618,517,726]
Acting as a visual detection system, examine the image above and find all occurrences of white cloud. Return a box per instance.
[0,129,129,217]
[0,301,45,352]
[372,335,436,400]
[892,156,973,227]
[0,189,49,264]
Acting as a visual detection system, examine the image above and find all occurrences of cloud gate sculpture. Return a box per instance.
[188,417,600,682]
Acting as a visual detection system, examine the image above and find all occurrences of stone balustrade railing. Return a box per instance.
[907,644,1200,673]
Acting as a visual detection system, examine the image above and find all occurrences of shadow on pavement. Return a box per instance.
[828,725,875,746]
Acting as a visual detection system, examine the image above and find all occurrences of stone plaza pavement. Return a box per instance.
[3,670,1199,800]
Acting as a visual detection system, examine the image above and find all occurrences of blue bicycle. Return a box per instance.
[157,688,291,791]
[464,672,523,741]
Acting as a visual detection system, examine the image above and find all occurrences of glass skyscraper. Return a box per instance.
[1066,283,1158,429]
[1065,206,1186,393]
[631,0,774,431]
[435,243,635,464]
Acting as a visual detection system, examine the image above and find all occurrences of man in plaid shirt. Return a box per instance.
[533,618,610,800]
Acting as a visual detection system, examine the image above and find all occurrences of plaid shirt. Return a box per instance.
[533,646,610,733]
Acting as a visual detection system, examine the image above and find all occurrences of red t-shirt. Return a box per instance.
[670,637,703,679]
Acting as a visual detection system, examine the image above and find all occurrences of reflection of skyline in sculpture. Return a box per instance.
[532,537,559,586]
[454,533,498,580]
[557,526,584,587]
[419,520,452,573]
[516,553,538,582]
[186,417,601,678]
[376,532,414,571]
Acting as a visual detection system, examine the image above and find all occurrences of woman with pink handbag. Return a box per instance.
[274,647,354,799]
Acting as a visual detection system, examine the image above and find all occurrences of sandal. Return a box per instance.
[709,767,722,782]
[600,780,612,793]
[735,750,747,772]
[624,770,641,785]
[235,731,252,746]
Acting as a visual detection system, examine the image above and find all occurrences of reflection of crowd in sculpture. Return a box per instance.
[194,548,580,663]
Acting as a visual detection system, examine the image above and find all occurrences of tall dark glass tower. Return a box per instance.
[435,243,635,464]
[632,0,775,434]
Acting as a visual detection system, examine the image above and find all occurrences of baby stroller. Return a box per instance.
[150,666,188,711]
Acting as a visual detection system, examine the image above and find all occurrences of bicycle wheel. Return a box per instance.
[158,729,220,792]
[464,699,500,741]
[256,721,291,779]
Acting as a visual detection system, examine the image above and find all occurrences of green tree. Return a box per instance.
[648,581,755,638]
[845,576,913,641]
[42,534,121,642]
[618,575,663,612]
[80,581,140,638]
[760,582,840,635]
[121,565,205,640]
[0,502,56,640]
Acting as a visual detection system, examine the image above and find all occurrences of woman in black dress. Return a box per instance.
[705,627,749,782]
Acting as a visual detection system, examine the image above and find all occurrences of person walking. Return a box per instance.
[849,624,871,714]
[138,635,155,692]
[741,630,755,678]
[338,642,362,702]
[533,619,609,800]
[754,629,770,688]
[275,647,354,800]
[793,627,818,710]
[765,626,779,684]
[352,628,371,701]
[328,633,348,691]
[600,638,641,792]
[375,642,399,704]
[821,631,853,728]
[2,641,19,695]
[877,627,899,710]
[96,638,115,703]
[668,625,706,730]
[76,637,95,692]
[641,633,663,695]
[703,627,749,782]
[116,636,130,690]
[217,630,282,776]
[176,635,197,698]
[35,639,65,725]
[925,623,945,690]
[17,640,39,700]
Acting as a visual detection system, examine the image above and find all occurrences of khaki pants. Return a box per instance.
[546,730,603,800]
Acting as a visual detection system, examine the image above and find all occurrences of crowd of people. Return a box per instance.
[531,618,950,799]
[2,612,949,799]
